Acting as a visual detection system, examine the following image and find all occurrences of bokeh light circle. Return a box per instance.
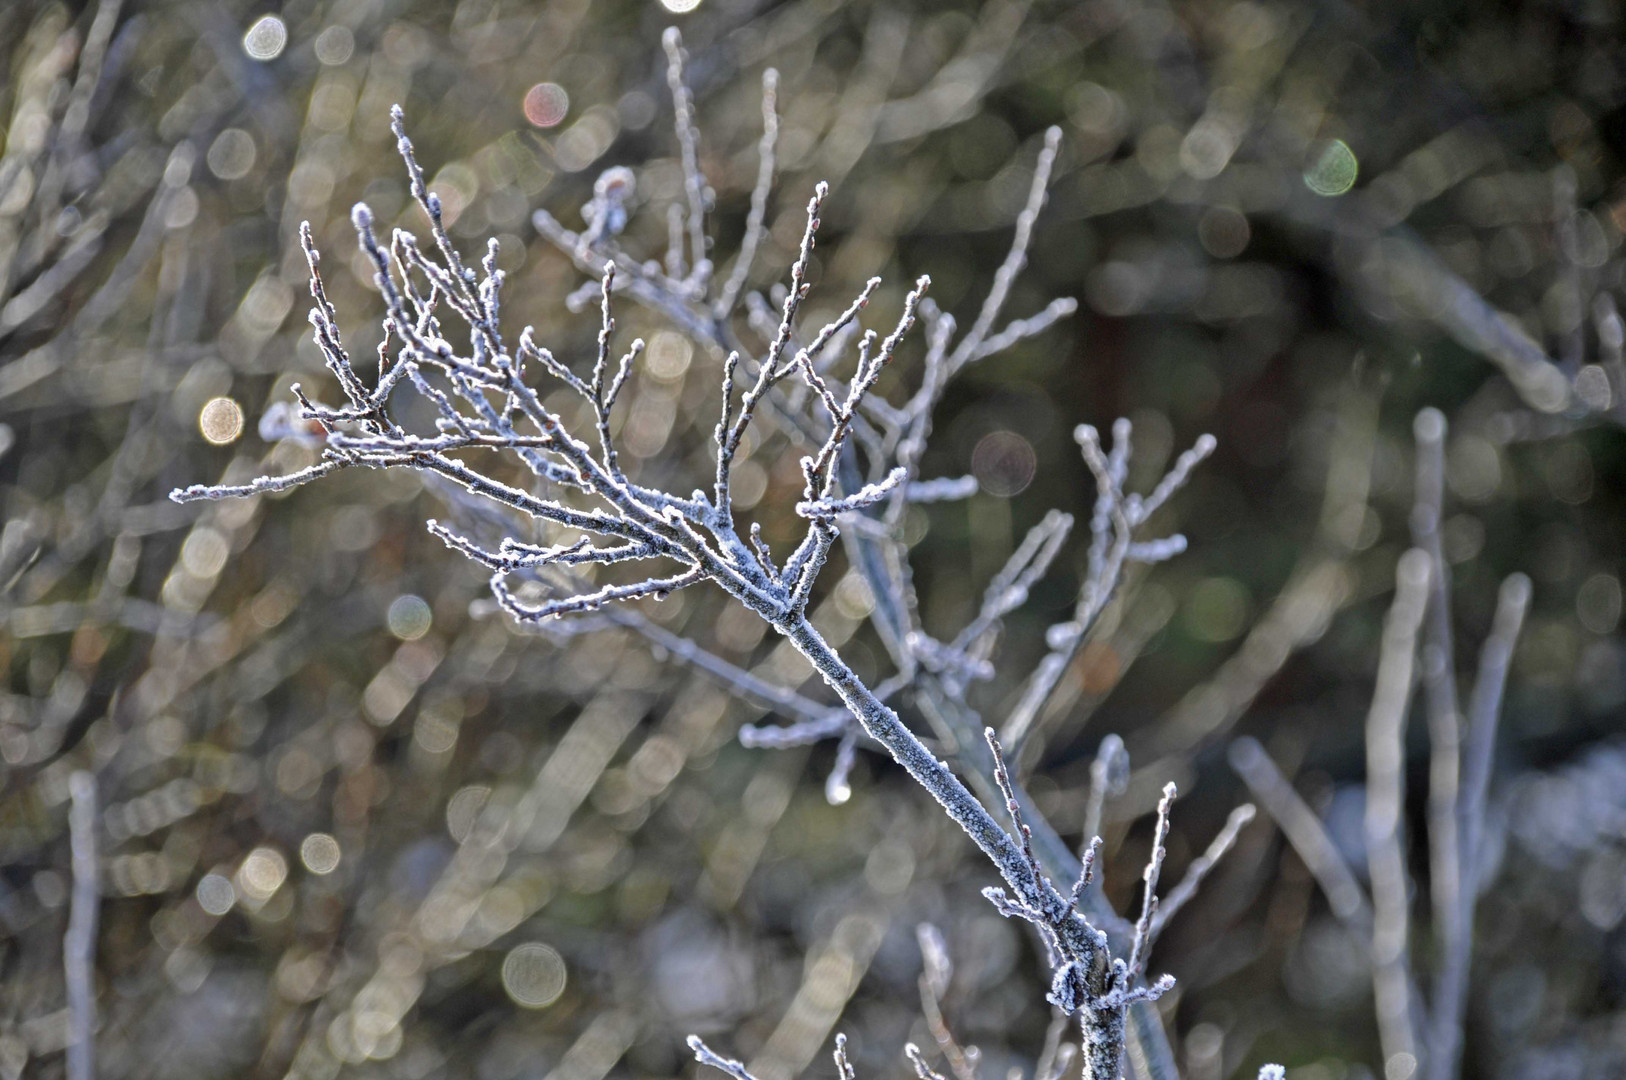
[501,943,567,1008]
[199,397,245,444]
[523,83,570,128]
[971,430,1037,498]
[387,594,432,640]
[207,129,257,181]
[1304,139,1358,196]
[238,846,288,901]
[301,833,342,875]
[314,25,354,66]
[196,873,235,916]
[243,15,288,61]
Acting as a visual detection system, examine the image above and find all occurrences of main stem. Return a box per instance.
[776,613,1032,887]
[777,613,1154,1080]
[841,509,1178,1080]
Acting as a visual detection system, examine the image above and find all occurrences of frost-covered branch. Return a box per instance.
[169,36,1241,1079]
[1000,422,1214,749]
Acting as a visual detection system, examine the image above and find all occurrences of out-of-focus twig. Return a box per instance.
[1365,549,1431,1077]
[65,771,99,1080]
[1428,571,1530,1080]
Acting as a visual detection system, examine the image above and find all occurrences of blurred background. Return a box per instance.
[1,1,1624,1079]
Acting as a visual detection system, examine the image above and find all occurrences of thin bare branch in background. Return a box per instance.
[915,923,979,1080]
[1149,802,1256,940]
[1365,549,1430,1078]
[1082,733,1128,850]
[1429,571,1531,1080]
[1410,408,1465,1056]
[716,67,779,317]
[66,771,98,1080]
[663,28,710,288]
[1228,738,1373,928]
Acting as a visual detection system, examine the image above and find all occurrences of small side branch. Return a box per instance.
[1149,802,1257,940]
[1083,733,1128,851]
[1125,784,1176,983]
[688,1037,762,1080]
[663,29,710,287]
[717,68,779,316]
[916,924,979,1080]
[948,126,1064,374]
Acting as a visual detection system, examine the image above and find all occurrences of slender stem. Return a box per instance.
[662,29,710,284]
[1230,736,1434,1064]
[1430,572,1529,1080]
[910,685,1178,1080]
[717,68,779,317]
[1410,408,1464,1059]
[1150,803,1256,940]
[66,771,99,1080]
[1366,550,1431,1079]
[777,614,1031,892]
[1229,737,1370,926]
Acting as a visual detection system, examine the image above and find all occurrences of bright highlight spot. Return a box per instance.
[243,15,288,61]
[501,943,567,1007]
[387,594,432,641]
[207,129,257,180]
[196,872,235,915]
[523,83,569,128]
[660,0,702,11]
[971,430,1037,497]
[1304,139,1358,196]
[314,25,355,66]
[446,785,490,843]
[181,527,230,577]
[237,846,289,902]
[646,331,693,381]
[199,397,245,444]
[301,833,342,875]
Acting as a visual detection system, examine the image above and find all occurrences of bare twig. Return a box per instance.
[1429,571,1530,1080]
[916,924,978,1080]
[717,68,779,317]
[66,771,99,1080]
[1149,803,1257,940]
[663,29,710,288]
[1083,733,1128,850]
[1366,549,1431,1078]
[168,76,1217,1080]
[1227,737,1372,927]
[689,1036,763,1080]
[1410,408,1464,1037]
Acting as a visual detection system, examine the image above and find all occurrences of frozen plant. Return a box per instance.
[173,30,1274,1080]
